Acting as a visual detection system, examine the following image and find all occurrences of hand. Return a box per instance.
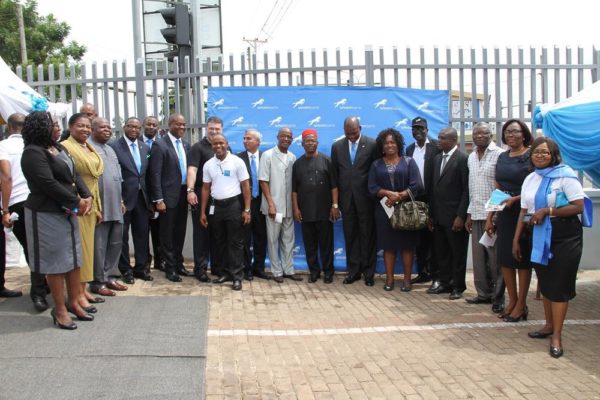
[267,204,277,219]
[242,211,251,225]
[187,191,198,205]
[427,218,434,232]
[293,208,302,222]
[96,211,103,224]
[385,191,401,207]
[485,218,496,236]
[155,201,166,213]
[200,213,208,228]
[512,241,522,261]
[2,213,13,229]
[500,196,518,209]
[529,208,549,226]
[330,207,340,222]
[121,203,127,215]
[465,215,472,233]
[451,216,465,232]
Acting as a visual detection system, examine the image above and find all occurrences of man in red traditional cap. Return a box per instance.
[292,129,340,283]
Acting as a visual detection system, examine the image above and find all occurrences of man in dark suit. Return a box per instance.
[236,128,269,280]
[109,117,153,283]
[148,113,192,282]
[405,116,441,285]
[330,116,379,286]
[427,127,470,300]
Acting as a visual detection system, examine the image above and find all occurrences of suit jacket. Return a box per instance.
[236,150,262,200]
[148,134,191,208]
[406,138,440,201]
[21,144,91,212]
[330,135,379,213]
[109,137,151,211]
[430,148,469,228]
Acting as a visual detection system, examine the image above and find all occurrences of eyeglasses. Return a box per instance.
[532,150,551,157]
[504,129,522,136]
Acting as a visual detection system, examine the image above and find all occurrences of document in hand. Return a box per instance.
[484,189,512,212]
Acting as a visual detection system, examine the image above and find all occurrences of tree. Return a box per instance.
[0,0,86,68]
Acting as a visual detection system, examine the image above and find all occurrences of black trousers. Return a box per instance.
[434,224,469,291]
[190,191,210,275]
[341,197,376,279]
[148,214,162,270]
[415,227,438,279]
[119,190,149,275]
[301,219,334,277]
[242,196,267,273]
[159,187,188,275]
[209,198,244,281]
[8,201,47,299]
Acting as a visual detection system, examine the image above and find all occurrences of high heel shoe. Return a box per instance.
[83,305,97,314]
[51,308,77,330]
[550,345,564,358]
[65,305,95,321]
[383,282,395,291]
[503,306,528,322]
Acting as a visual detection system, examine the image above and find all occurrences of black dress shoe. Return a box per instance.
[491,303,505,314]
[154,260,166,271]
[244,272,254,281]
[383,282,395,291]
[88,296,105,304]
[343,274,361,285]
[122,274,135,284]
[323,275,333,284]
[253,270,271,280]
[65,305,94,321]
[400,282,412,292]
[51,309,77,330]
[176,267,192,277]
[0,287,23,298]
[426,280,441,293]
[213,276,231,284]
[273,276,284,283]
[232,280,242,291]
[133,271,154,281]
[449,290,463,300]
[410,273,431,284]
[550,345,563,358]
[528,330,553,339]
[32,296,49,312]
[283,274,303,281]
[166,272,182,282]
[465,296,492,304]
[364,277,375,286]
[83,305,97,314]
[308,273,321,283]
[427,283,451,294]
[195,273,211,283]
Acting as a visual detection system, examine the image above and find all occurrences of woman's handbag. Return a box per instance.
[389,188,429,231]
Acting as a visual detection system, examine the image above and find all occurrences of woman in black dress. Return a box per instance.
[485,119,532,322]
[368,128,422,291]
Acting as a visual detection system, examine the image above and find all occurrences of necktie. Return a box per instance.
[175,139,187,184]
[440,154,449,173]
[131,142,141,173]
[350,141,357,164]
[145,138,153,149]
[250,154,259,198]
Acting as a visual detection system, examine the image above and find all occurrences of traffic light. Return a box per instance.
[159,3,192,64]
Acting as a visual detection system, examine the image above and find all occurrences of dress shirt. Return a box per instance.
[466,142,503,220]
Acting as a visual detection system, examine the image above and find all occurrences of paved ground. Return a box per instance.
[4,266,600,399]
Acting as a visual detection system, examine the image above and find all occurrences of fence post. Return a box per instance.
[135,58,147,122]
[365,46,374,87]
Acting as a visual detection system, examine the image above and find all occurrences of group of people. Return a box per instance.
[0,106,589,358]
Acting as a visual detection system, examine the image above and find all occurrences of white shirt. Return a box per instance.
[411,138,429,186]
[0,134,29,206]
[440,145,457,174]
[202,152,249,200]
[123,135,142,162]
[167,132,187,167]
[521,172,585,213]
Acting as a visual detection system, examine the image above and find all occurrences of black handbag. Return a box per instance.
[389,189,429,231]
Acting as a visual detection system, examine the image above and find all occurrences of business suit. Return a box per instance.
[237,150,267,277]
[330,135,378,280]
[430,148,470,293]
[148,134,191,278]
[142,135,162,271]
[406,139,441,280]
[110,137,151,278]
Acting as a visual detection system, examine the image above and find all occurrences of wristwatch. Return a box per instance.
[243,208,251,213]
[1,210,9,216]
[186,187,194,193]
[331,203,339,209]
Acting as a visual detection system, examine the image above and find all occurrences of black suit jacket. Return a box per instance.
[406,138,440,201]
[148,134,191,208]
[330,135,379,213]
[236,150,262,200]
[109,137,151,211]
[430,148,469,228]
[21,144,91,212]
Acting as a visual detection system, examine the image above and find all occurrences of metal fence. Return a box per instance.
[16,45,600,145]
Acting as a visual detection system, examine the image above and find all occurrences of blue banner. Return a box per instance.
[208,86,449,273]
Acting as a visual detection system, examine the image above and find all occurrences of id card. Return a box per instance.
[209,205,215,215]
[223,170,231,177]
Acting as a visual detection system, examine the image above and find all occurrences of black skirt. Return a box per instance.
[496,205,532,269]
[533,216,583,302]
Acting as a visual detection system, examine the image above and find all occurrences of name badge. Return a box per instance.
[209,205,215,215]
[223,170,231,177]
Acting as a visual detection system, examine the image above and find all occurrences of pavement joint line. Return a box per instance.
[207,319,600,337]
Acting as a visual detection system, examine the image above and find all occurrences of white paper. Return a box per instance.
[380,197,394,219]
[275,212,283,224]
[479,232,497,248]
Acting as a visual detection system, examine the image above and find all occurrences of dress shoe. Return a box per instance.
[410,273,431,284]
[121,274,135,284]
[253,270,271,280]
[83,305,97,314]
[88,296,105,304]
[273,276,284,283]
[213,276,231,284]
[427,283,452,294]
[465,296,492,304]
[51,309,77,330]
[283,274,303,281]
[383,282,395,291]
[528,330,553,339]
[232,280,242,291]
[32,296,49,312]
[308,273,321,283]
[323,275,333,284]
[166,272,182,282]
[244,271,254,281]
[92,287,116,296]
[449,290,463,300]
[343,274,361,284]
[0,287,23,298]
[66,305,94,321]
[195,273,211,283]
[154,260,166,271]
[400,282,412,292]
[426,280,441,292]
[133,271,154,281]
[550,345,564,358]
[176,267,192,277]
[491,303,505,314]
[106,281,128,291]
[364,277,375,287]
[503,306,528,322]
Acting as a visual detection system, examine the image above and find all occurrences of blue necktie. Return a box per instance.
[175,139,187,184]
[350,141,357,164]
[145,138,153,149]
[131,142,141,173]
[250,154,259,198]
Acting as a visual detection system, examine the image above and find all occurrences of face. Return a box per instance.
[344,120,361,143]
[503,122,525,149]
[531,142,552,169]
[169,115,186,138]
[69,117,92,144]
[243,131,260,153]
[92,119,112,144]
[124,119,142,141]
[382,134,399,156]
[51,118,61,141]
[143,117,159,138]
[472,126,492,148]
[211,135,228,159]
[437,129,456,153]
[277,129,293,151]
[206,121,223,143]
[302,134,318,155]
[80,105,97,120]
[412,125,428,144]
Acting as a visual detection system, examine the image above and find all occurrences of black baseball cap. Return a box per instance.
[411,117,428,128]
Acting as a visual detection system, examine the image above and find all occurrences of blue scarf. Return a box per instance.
[531,164,593,266]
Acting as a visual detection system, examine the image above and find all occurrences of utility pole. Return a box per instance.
[16,1,27,65]
[243,37,267,85]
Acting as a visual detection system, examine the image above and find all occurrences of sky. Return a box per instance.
[35,0,598,66]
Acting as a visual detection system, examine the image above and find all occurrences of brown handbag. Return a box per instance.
[389,188,429,231]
